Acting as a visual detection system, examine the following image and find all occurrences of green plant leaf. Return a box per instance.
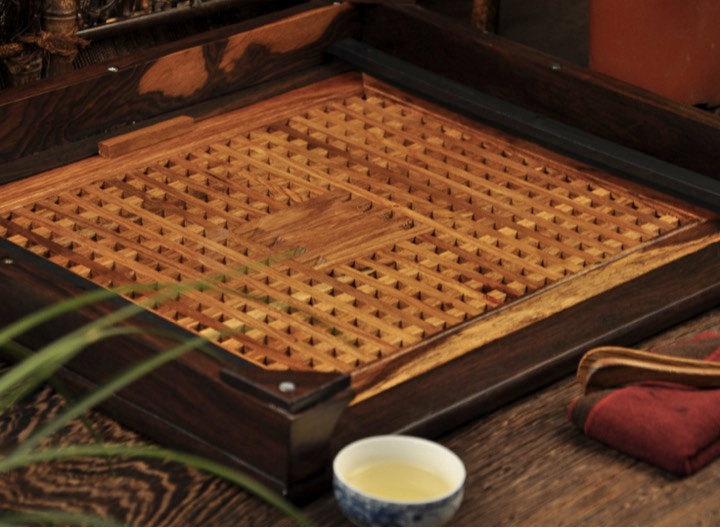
[0,340,103,442]
[0,326,144,413]
[0,247,312,524]
[0,245,303,353]
[0,283,157,350]
[0,275,214,410]
[0,295,170,410]
[9,335,209,458]
[0,246,304,402]
[0,443,310,525]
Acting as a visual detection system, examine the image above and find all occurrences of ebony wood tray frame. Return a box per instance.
[1,1,720,499]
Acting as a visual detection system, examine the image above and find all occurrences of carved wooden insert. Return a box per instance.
[0,75,704,387]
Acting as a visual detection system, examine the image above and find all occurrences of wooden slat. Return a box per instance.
[362,4,720,180]
[0,2,358,178]
[99,117,195,159]
[0,76,705,382]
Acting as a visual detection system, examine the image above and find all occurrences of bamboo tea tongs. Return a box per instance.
[577,346,720,394]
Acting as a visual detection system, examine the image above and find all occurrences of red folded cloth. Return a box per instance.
[569,330,720,476]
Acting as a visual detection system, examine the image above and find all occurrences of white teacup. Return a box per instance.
[333,435,466,526]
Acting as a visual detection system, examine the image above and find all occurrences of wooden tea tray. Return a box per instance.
[1,1,719,499]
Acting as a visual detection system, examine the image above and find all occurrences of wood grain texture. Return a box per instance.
[583,356,720,393]
[98,116,195,159]
[2,309,720,525]
[0,1,358,176]
[0,235,353,496]
[364,3,720,179]
[329,41,720,212]
[0,74,364,213]
[6,1,720,520]
[0,387,287,526]
[1,74,719,498]
[0,64,353,185]
[336,230,720,449]
[352,222,720,401]
[0,75,706,383]
[306,307,720,526]
[577,345,720,388]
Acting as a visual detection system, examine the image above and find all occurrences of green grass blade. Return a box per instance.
[0,340,104,442]
[0,273,204,406]
[0,273,254,405]
[10,335,208,457]
[0,509,120,526]
[0,247,303,397]
[0,444,310,525]
[0,284,159,350]
[0,326,142,413]
[0,245,303,353]
[0,248,313,524]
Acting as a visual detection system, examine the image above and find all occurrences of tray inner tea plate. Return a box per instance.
[0,73,708,400]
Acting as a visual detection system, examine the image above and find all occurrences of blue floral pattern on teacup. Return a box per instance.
[334,475,464,527]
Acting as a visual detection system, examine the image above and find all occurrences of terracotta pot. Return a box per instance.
[590,0,720,106]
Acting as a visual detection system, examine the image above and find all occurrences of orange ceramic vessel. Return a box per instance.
[590,0,720,105]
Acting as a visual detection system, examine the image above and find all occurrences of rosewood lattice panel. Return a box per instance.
[0,84,700,376]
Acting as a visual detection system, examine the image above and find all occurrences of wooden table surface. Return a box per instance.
[6,1,719,525]
[1,307,720,526]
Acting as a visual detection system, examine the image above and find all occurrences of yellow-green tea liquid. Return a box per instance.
[345,461,452,501]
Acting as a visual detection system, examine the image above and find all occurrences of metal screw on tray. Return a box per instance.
[107,66,119,73]
[278,381,296,393]
[1,257,13,265]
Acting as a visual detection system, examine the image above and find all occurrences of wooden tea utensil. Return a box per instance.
[578,346,720,393]
[577,346,720,386]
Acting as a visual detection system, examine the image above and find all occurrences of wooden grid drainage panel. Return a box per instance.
[0,84,698,376]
